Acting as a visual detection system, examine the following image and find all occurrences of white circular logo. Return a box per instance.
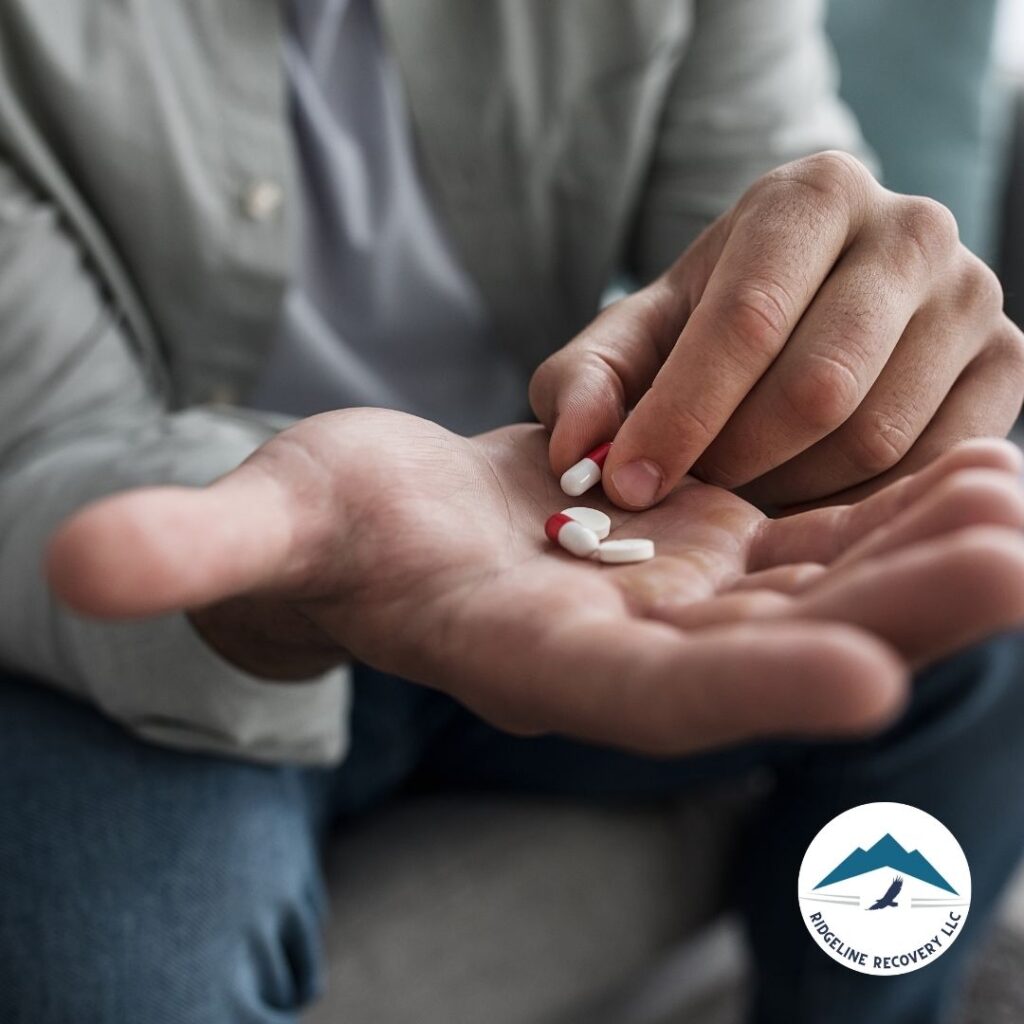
[797,802,971,976]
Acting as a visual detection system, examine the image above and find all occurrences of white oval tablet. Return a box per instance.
[561,507,611,540]
[596,538,655,564]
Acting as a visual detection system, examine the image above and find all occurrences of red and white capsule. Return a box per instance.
[545,512,600,558]
[560,442,611,497]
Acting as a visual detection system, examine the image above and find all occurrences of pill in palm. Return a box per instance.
[560,442,611,496]
[560,506,611,539]
[596,538,655,564]
[545,512,600,558]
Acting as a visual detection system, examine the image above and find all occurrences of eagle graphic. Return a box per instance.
[867,876,903,910]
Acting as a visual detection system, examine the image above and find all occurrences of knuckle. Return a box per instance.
[720,279,794,362]
[985,323,1024,395]
[529,344,621,424]
[958,256,1005,315]
[750,151,871,226]
[840,406,916,476]
[797,150,872,202]
[997,320,1024,370]
[777,352,863,433]
[895,196,959,270]
[626,280,681,347]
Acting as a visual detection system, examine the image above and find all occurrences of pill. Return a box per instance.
[560,506,611,539]
[545,512,600,558]
[596,538,655,564]
[560,442,612,496]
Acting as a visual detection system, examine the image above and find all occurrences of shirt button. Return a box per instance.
[241,179,283,222]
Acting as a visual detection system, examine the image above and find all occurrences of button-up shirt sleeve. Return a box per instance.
[630,0,875,283]
[0,160,349,766]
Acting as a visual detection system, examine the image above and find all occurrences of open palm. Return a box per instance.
[49,409,1024,755]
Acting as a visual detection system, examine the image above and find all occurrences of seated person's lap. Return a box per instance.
[1,637,1023,1022]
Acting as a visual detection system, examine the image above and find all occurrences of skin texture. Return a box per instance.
[46,410,1024,757]
[529,152,1024,511]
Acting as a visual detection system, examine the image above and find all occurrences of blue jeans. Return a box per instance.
[1,637,1023,1023]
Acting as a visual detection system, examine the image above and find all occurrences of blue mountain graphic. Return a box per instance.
[814,833,957,894]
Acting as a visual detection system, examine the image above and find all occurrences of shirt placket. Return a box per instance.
[191,0,297,404]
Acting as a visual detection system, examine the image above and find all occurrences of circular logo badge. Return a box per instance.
[797,802,971,976]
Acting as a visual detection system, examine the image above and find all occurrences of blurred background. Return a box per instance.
[306,3,1024,1022]
[996,0,1024,333]
[824,0,1024,329]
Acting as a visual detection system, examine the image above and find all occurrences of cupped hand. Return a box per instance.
[47,410,1024,755]
[530,151,1024,510]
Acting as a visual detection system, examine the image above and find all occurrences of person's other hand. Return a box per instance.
[531,151,1024,510]
[47,411,1024,755]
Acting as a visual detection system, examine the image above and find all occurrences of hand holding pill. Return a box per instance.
[550,444,656,563]
[48,411,1024,756]
[530,153,1024,513]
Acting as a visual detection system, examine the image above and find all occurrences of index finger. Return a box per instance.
[603,153,871,509]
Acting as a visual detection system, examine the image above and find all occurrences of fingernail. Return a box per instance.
[611,459,663,508]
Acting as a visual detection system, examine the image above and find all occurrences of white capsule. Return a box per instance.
[559,442,611,496]
[555,520,601,557]
[596,538,655,564]
[560,506,611,540]
[559,460,601,497]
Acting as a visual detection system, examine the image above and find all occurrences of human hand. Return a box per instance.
[531,151,1024,510]
[47,410,1024,755]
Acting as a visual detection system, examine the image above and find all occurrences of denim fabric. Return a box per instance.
[1,636,1022,1023]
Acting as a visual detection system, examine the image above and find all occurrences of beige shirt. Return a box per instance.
[0,0,864,764]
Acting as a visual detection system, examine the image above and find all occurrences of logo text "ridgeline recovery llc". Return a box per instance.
[798,803,971,976]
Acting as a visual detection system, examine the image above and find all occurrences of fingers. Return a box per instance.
[46,462,300,618]
[695,221,954,491]
[530,217,735,475]
[752,438,1023,569]
[831,469,1024,569]
[602,152,871,509]
[504,523,1024,754]
[741,259,1014,507]
[528,277,693,474]
[789,526,1024,667]
[452,606,907,755]
[793,332,1024,507]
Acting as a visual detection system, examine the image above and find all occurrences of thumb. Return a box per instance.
[46,465,299,619]
[529,220,728,477]
[528,276,693,474]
